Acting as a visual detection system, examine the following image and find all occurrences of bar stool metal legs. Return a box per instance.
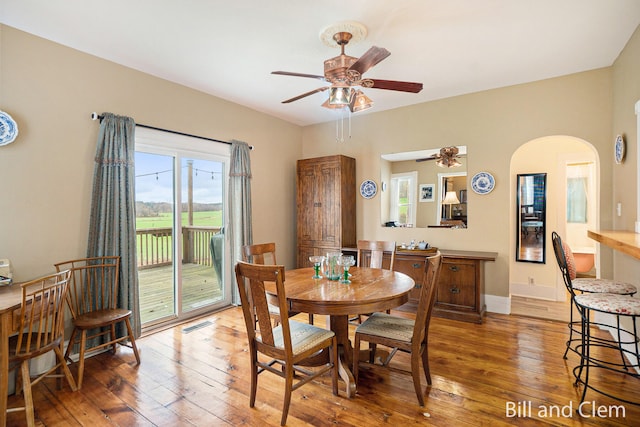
[565,291,631,369]
[573,293,640,406]
[551,232,637,361]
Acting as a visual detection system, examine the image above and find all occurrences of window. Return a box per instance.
[567,163,592,224]
[521,175,534,206]
[390,172,418,226]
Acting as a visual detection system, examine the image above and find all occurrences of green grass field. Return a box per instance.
[136,211,222,229]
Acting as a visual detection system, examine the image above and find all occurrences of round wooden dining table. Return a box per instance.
[266,266,415,397]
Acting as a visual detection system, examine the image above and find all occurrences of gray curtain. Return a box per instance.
[87,112,141,338]
[229,140,253,304]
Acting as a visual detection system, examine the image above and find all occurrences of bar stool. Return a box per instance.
[551,232,637,360]
[573,293,640,406]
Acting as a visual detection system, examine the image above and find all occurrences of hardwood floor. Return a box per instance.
[6,308,640,426]
[511,295,575,323]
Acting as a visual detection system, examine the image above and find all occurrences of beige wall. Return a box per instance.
[0,25,302,281]
[302,65,616,309]
[611,24,640,286]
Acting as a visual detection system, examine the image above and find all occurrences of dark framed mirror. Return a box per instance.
[516,173,546,263]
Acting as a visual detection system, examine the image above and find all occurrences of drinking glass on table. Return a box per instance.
[338,255,355,284]
[309,256,325,279]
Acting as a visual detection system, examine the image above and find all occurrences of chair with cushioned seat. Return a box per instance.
[234,261,339,425]
[353,252,441,406]
[573,288,640,405]
[551,231,637,361]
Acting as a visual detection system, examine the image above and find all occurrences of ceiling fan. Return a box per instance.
[272,31,423,113]
[416,146,465,168]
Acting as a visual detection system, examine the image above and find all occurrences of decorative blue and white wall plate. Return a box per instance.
[360,179,377,199]
[0,111,18,146]
[471,172,495,195]
[614,134,625,164]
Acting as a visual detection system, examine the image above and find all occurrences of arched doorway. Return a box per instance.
[509,136,599,320]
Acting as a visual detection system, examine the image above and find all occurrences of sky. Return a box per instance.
[135,152,224,204]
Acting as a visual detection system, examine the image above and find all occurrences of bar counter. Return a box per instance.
[588,229,640,260]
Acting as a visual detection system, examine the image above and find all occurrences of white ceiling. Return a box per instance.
[2,0,640,126]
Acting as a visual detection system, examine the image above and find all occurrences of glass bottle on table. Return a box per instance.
[324,251,343,280]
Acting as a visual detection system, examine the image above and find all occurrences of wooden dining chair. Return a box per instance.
[234,261,338,426]
[54,256,141,389]
[356,239,396,270]
[7,270,77,426]
[353,252,442,406]
[242,242,313,325]
[352,239,397,322]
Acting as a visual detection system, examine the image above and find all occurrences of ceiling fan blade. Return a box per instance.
[370,79,423,93]
[272,71,327,81]
[281,86,329,104]
[416,156,437,162]
[348,46,391,75]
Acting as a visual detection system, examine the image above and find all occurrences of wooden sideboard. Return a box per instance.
[345,247,497,323]
[433,249,497,323]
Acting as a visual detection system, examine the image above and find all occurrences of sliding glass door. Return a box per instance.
[135,129,231,328]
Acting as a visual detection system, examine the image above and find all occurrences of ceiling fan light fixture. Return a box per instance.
[436,146,462,168]
[328,86,352,105]
[349,89,373,113]
[436,157,462,168]
[321,98,346,110]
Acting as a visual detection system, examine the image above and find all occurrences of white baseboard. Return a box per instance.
[510,282,557,300]
[485,294,510,315]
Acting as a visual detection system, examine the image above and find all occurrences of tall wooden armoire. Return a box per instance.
[296,155,356,267]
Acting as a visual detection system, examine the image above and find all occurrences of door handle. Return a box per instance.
[450,287,460,294]
[449,265,459,272]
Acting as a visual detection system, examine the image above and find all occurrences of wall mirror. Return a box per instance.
[516,173,546,263]
[380,146,467,229]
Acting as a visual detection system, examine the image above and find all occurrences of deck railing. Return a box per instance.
[136,226,221,269]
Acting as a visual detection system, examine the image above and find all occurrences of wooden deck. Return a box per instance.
[138,263,223,324]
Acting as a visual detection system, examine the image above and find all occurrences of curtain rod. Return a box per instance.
[90,112,253,149]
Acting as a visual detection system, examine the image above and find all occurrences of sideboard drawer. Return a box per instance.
[393,256,426,300]
[437,258,477,311]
